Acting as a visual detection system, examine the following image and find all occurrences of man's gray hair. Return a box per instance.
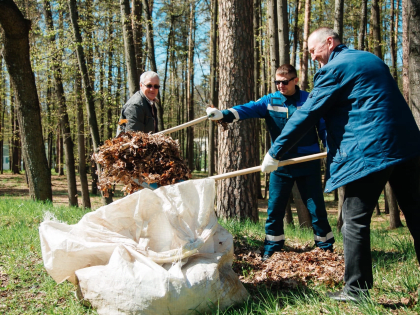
[140,71,159,83]
[310,27,340,43]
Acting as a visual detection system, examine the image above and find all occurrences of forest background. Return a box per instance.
[0,0,420,223]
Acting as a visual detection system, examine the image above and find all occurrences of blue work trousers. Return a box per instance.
[342,156,420,296]
[264,168,334,255]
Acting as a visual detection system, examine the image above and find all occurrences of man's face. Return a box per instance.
[275,73,298,96]
[308,35,332,67]
[140,76,160,100]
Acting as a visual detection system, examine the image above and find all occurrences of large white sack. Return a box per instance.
[39,178,249,314]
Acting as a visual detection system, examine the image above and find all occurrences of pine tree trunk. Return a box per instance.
[284,194,294,226]
[121,0,139,96]
[268,0,278,92]
[300,0,311,91]
[386,182,403,228]
[44,0,78,207]
[217,0,259,222]
[208,0,218,176]
[371,0,382,59]
[292,183,312,228]
[333,0,344,41]
[76,73,91,209]
[336,186,345,231]
[402,0,409,102]
[0,0,52,201]
[291,0,300,67]
[409,0,420,127]
[187,1,195,171]
[277,0,290,65]
[390,0,398,80]
[358,0,368,50]
[131,0,143,75]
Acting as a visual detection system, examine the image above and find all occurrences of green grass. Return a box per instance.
[1,198,419,314]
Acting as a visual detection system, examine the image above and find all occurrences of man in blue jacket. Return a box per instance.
[207,64,334,261]
[261,28,420,302]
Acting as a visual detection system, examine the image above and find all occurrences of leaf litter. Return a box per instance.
[92,131,191,196]
[233,240,345,291]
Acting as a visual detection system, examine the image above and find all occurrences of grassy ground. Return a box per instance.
[0,172,419,314]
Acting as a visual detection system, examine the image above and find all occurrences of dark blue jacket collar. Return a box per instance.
[328,44,347,63]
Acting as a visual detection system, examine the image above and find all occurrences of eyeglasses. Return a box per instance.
[142,83,160,89]
[274,77,296,86]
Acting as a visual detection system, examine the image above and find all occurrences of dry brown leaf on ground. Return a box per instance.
[233,245,345,290]
[92,131,191,196]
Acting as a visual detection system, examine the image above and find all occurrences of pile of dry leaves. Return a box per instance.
[233,242,345,290]
[92,131,191,196]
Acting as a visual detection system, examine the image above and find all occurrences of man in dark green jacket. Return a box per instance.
[261,27,420,302]
[117,71,160,136]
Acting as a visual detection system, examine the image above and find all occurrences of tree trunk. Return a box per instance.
[386,182,403,229]
[187,1,195,170]
[371,0,382,59]
[268,0,278,92]
[336,186,345,231]
[121,0,139,96]
[358,0,368,50]
[76,73,91,209]
[300,0,311,91]
[0,0,52,201]
[292,183,312,228]
[131,0,143,75]
[333,0,344,41]
[409,0,420,127]
[390,0,398,80]
[277,0,290,65]
[68,0,112,205]
[217,0,259,222]
[291,0,300,67]
[284,194,294,226]
[208,0,218,176]
[403,0,409,103]
[43,0,78,207]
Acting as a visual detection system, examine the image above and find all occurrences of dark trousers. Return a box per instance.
[342,156,420,295]
[264,168,334,254]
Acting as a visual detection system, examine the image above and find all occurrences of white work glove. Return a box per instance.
[261,152,279,173]
[206,107,223,120]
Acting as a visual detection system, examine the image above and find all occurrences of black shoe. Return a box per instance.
[261,253,273,262]
[327,289,369,303]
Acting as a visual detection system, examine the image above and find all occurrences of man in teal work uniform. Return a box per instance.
[207,64,334,261]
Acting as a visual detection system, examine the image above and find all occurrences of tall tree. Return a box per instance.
[68,0,112,205]
[0,0,52,201]
[390,0,398,80]
[208,0,218,176]
[121,0,139,96]
[186,0,195,170]
[267,0,278,92]
[43,0,78,207]
[333,0,344,41]
[291,0,300,67]
[131,0,143,75]
[277,0,290,65]
[217,0,259,221]
[300,0,311,91]
[371,0,382,59]
[358,0,368,50]
[409,0,420,127]
[403,0,410,103]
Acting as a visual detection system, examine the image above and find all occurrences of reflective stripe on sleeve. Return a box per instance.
[228,108,240,122]
[267,104,287,112]
[314,231,334,242]
[265,234,285,242]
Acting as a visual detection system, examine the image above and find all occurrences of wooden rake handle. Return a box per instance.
[209,152,327,181]
[156,116,209,135]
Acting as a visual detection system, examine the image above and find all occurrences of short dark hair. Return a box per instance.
[276,64,298,77]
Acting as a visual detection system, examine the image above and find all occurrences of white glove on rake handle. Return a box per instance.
[206,107,223,120]
[261,152,279,173]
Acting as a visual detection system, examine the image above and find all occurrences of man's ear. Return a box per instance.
[294,77,299,83]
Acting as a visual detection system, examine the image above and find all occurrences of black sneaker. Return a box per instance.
[261,253,273,262]
[327,289,369,303]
